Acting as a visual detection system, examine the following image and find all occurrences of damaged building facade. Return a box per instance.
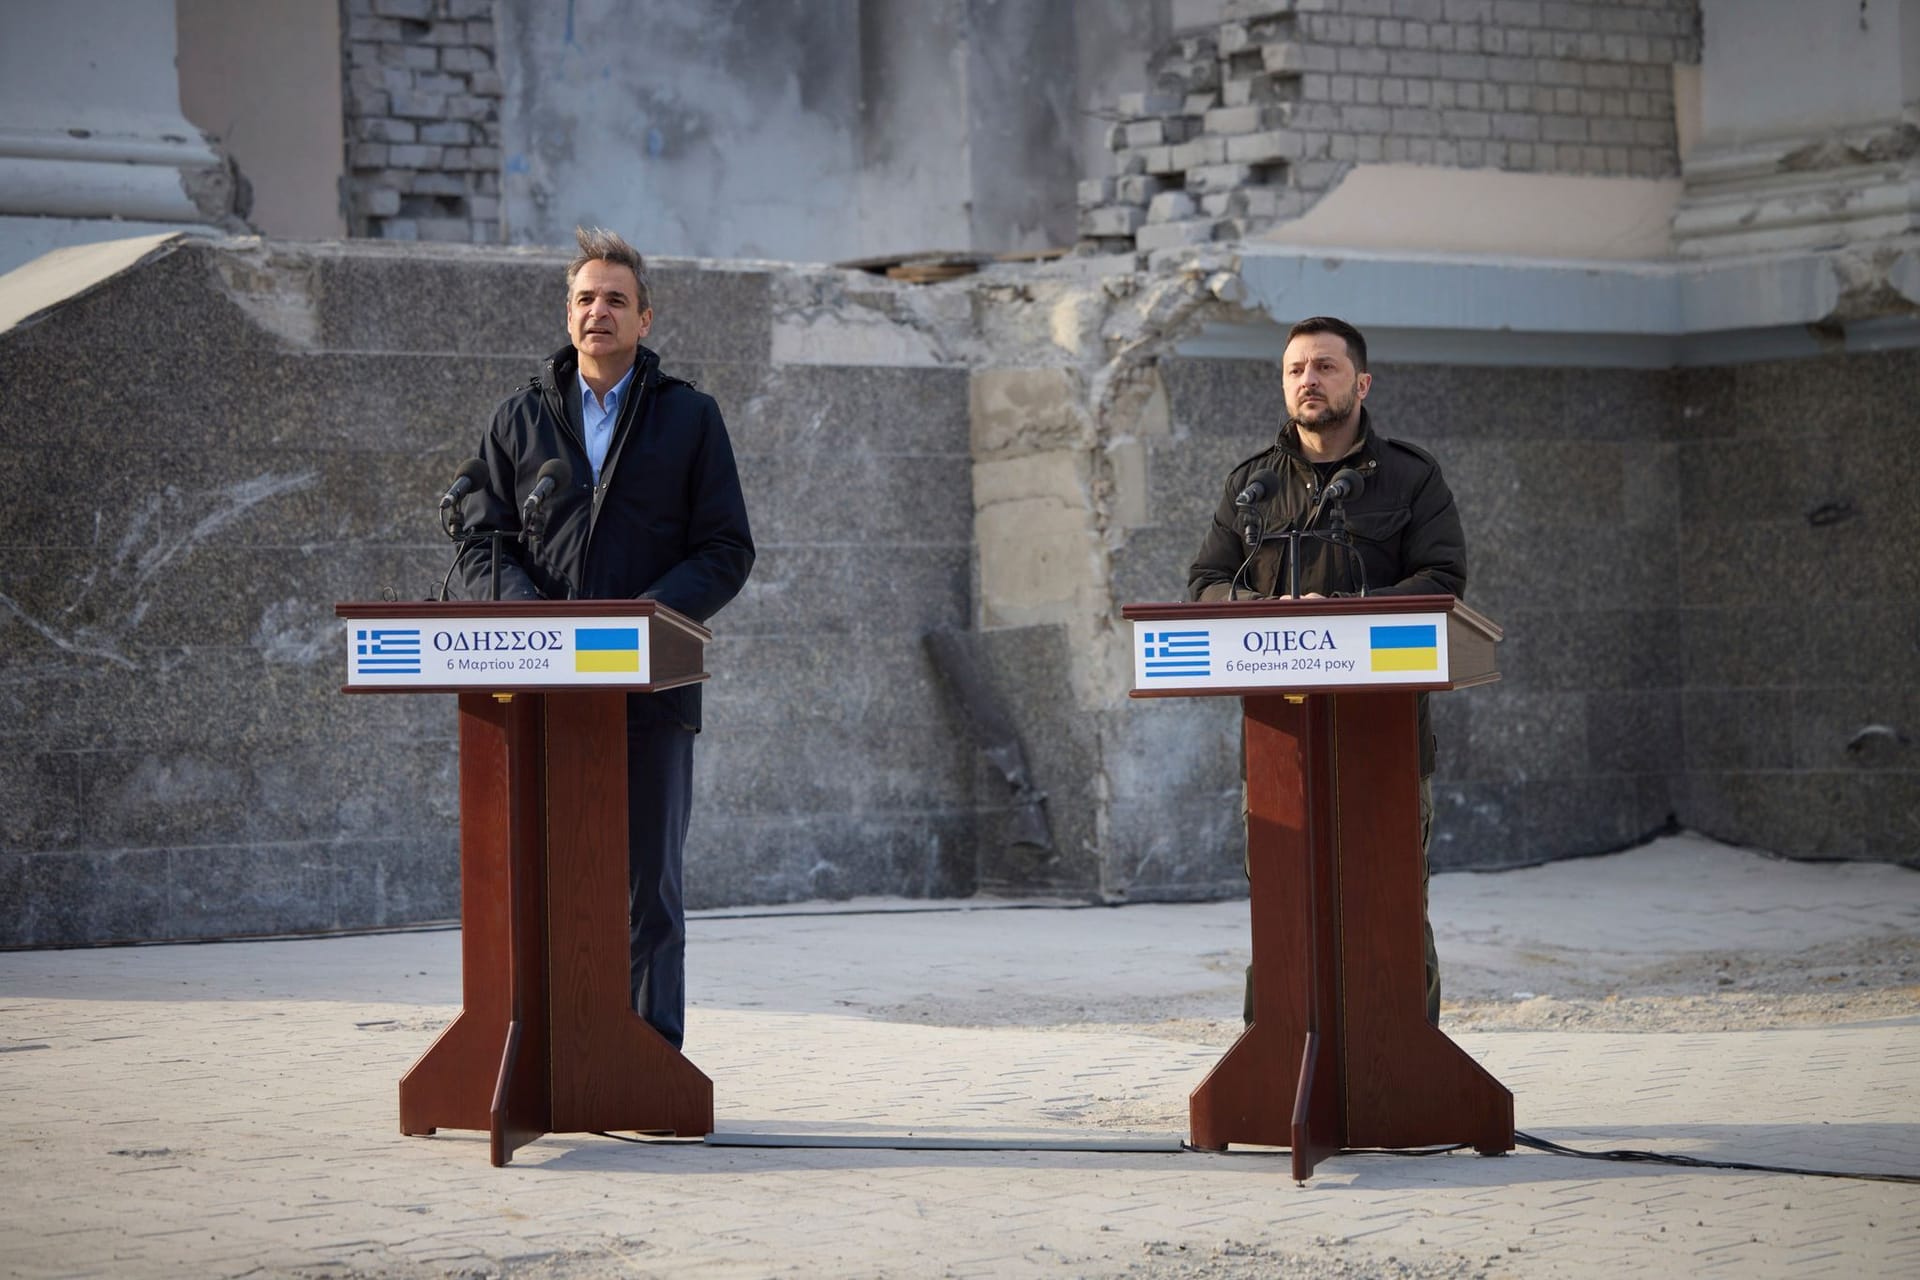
[1,0,1916,946]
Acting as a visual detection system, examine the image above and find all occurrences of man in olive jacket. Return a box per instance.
[458,227,755,1051]
[1187,315,1465,1024]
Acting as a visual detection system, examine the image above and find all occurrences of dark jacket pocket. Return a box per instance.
[1345,506,1411,545]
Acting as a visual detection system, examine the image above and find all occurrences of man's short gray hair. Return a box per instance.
[567,226,649,311]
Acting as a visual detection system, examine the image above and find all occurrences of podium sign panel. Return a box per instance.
[337,600,715,1166]
[1123,594,1512,1181]
[1134,610,1453,693]
[346,613,657,689]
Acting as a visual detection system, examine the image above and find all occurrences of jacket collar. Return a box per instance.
[1278,406,1375,465]
[543,341,659,394]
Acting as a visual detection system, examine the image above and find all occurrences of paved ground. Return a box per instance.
[3,835,1918,1279]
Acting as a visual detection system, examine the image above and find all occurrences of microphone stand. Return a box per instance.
[437,499,514,602]
[1229,502,1265,601]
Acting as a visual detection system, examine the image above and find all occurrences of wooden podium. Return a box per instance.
[338,600,716,1166]
[1123,595,1513,1180]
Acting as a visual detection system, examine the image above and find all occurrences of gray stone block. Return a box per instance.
[745,451,972,547]
[312,252,555,354]
[78,748,255,849]
[1521,774,1655,857]
[1685,771,1877,860]
[1497,607,1681,692]
[686,810,977,906]
[1679,519,1822,606]
[1113,523,1204,607]
[645,266,774,366]
[1103,793,1247,900]
[1868,774,1920,860]
[696,720,973,819]
[1449,685,1591,782]
[1682,689,1795,771]
[1160,356,1284,439]
[1801,600,1920,687]
[725,363,970,456]
[1680,604,1806,688]
[0,753,82,854]
[1585,689,1683,775]
[1429,779,1524,869]
[14,848,173,947]
[1788,686,1920,773]
[331,836,461,928]
[717,544,968,640]
[166,843,340,940]
[2,244,274,358]
[1473,525,1675,614]
[1678,436,1834,525]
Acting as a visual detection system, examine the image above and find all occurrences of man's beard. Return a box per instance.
[1290,388,1357,429]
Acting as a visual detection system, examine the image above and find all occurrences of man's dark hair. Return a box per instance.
[1287,316,1368,372]
[567,226,650,312]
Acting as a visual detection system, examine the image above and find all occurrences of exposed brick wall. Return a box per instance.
[340,0,504,243]
[1080,0,1700,253]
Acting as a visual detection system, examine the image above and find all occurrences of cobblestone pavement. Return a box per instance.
[2,838,1917,1279]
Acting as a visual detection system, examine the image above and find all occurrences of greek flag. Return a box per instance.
[356,628,422,675]
[1142,630,1210,679]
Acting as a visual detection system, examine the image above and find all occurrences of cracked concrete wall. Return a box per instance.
[493,0,1171,259]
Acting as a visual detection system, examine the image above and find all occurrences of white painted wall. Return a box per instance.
[1698,0,1920,142]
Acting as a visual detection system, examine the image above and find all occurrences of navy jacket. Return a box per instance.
[457,342,755,730]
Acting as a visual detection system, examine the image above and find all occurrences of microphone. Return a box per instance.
[438,458,489,510]
[1234,468,1281,508]
[1321,467,1364,503]
[522,457,571,521]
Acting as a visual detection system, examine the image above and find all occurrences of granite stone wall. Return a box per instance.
[1672,351,1920,863]
[0,238,977,946]
[1117,348,1918,872]
[1080,0,1699,252]
[5,239,1913,948]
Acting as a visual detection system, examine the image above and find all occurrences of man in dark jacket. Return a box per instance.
[458,226,754,1050]
[1187,315,1465,1024]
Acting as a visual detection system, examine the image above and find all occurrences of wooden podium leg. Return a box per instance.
[1291,693,1347,1178]
[542,692,714,1139]
[400,693,531,1138]
[1330,692,1512,1158]
[1190,695,1323,1152]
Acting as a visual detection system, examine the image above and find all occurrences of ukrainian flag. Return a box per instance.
[575,627,640,673]
[1370,623,1438,673]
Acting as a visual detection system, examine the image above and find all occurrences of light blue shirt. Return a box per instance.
[578,361,637,484]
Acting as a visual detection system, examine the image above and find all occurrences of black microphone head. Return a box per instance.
[454,458,488,486]
[535,457,571,487]
[1237,468,1282,505]
[1328,467,1364,500]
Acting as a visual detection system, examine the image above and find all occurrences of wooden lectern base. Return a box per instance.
[398,691,713,1166]
[1187,692,1512,1180]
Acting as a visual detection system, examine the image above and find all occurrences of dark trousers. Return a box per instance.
[627,719,694,1050]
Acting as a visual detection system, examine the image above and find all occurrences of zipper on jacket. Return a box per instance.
[539,359,588,600]
[578,359,657,582]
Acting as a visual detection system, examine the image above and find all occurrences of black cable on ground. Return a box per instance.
[1514,1130,1920,1185]
[1187,1135,1918,1184]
